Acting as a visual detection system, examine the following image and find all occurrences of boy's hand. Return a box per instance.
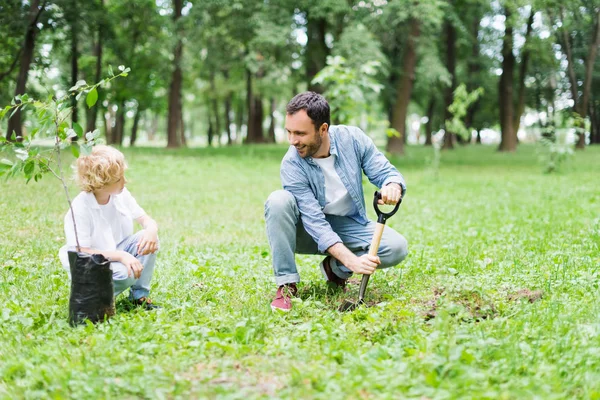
[120,252,143,279]
[137,230,159,255]
[379,183,402,205]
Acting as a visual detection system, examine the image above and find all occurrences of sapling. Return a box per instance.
[0,66,130,324]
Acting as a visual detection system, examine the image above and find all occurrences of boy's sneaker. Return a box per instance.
[132,297,161,310]
[320,256,347,290]
[270,283,297,312]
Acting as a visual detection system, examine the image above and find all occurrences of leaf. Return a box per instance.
[69,79,87,91]
[0,105,12,119]
[70,143,80,158]
[80,143,93,156]
[14,148,28,161]
[108,65,114,76]
[23,160,35,177]
[86,88,98,109]
[0,159,13,173]
[72,122,83,137]
[66,129,77,139]
[9,106,20,119]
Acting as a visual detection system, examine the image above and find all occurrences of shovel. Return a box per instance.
[339,190,402,312]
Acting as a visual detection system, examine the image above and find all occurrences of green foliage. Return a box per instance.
[312,55,384,127]
[537,111,582,173]
[0,69,130,183]
[0,145,599,397]
[445,84,484,141]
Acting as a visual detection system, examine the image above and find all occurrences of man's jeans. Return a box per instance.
[111,230,157,300]
[265,190,408,286]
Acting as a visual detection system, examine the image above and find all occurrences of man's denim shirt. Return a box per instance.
[280,125,406,253]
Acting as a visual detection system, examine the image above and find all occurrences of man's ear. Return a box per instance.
[319,123,329,135]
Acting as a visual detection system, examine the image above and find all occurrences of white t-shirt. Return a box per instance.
[313,155,354,216]
[59,187,146,269]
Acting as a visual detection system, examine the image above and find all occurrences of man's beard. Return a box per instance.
[298,132,322,158]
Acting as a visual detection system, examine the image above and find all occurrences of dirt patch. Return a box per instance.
[508,288,543,303]
[183,361,285,397]
[421,288,497,322]
[421,288,444,321]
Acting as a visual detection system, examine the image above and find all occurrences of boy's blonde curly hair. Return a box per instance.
[76,145,127,192]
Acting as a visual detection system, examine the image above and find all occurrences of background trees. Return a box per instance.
[1,0,598,151]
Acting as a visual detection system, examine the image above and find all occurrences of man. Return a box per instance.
[264,92,408,312]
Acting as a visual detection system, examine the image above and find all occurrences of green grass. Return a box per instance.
[1,143,599,399]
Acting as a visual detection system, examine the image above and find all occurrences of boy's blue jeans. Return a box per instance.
[111,230,157,300]
[265,190,408,286]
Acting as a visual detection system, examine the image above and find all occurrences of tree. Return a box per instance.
[6,0,47,141]
[167,0,185,148]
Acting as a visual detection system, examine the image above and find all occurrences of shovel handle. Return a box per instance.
[359,221,385,301]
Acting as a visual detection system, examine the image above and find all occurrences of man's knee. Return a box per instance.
[265,190,296,215]
[380,232,408,267]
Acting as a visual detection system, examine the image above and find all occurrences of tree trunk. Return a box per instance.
[104,106,113,143]
[306,15,328,93]
[6,0,45,141]
[498,7,517,152]
[245,68,254,143]
[166,0,183,148]
[589,101,599,144]
[575,10,600,149]
[180,108,186,146]
[114,102,126,146]
[86,0,104,135]
[513,10,535,135]
[253,97,264,142]
[129,108,141,147]
[223,70,233,145]
[207,116,214,146]
[69,0,79,132]
[245,69,264,143]
[443,18,457,150]
[465,10,482,134]
[235,95,244,143]
[559,7,579,111]
[210,71,220,146]
[425,97,435,146]
[387,19,420,155]
[268,97,276,143]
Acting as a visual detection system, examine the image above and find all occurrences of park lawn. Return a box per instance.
[0,143,599,399]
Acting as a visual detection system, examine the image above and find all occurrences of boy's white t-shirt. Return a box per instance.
[58,187,146,269]
[312,155,354,216]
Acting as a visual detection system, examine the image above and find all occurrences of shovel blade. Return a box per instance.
[338,299,363,312]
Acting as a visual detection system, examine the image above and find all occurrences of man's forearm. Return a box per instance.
[326,242,357,266]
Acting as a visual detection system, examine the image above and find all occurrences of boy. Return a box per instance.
[58,145,160,309]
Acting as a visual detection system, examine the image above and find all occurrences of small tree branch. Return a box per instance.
[53,105,80,252]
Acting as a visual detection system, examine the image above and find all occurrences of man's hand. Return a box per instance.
[120,252,144,278]
[379,183,402,205]
[137,230,159,256]
[346,254,380,275]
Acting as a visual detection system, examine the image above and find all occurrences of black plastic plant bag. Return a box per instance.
[68,251,115,326]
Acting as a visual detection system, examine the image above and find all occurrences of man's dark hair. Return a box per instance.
[286,91,330,130]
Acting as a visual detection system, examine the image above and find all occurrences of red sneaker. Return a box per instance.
[319,256,347,290]
[270,283,297,312]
